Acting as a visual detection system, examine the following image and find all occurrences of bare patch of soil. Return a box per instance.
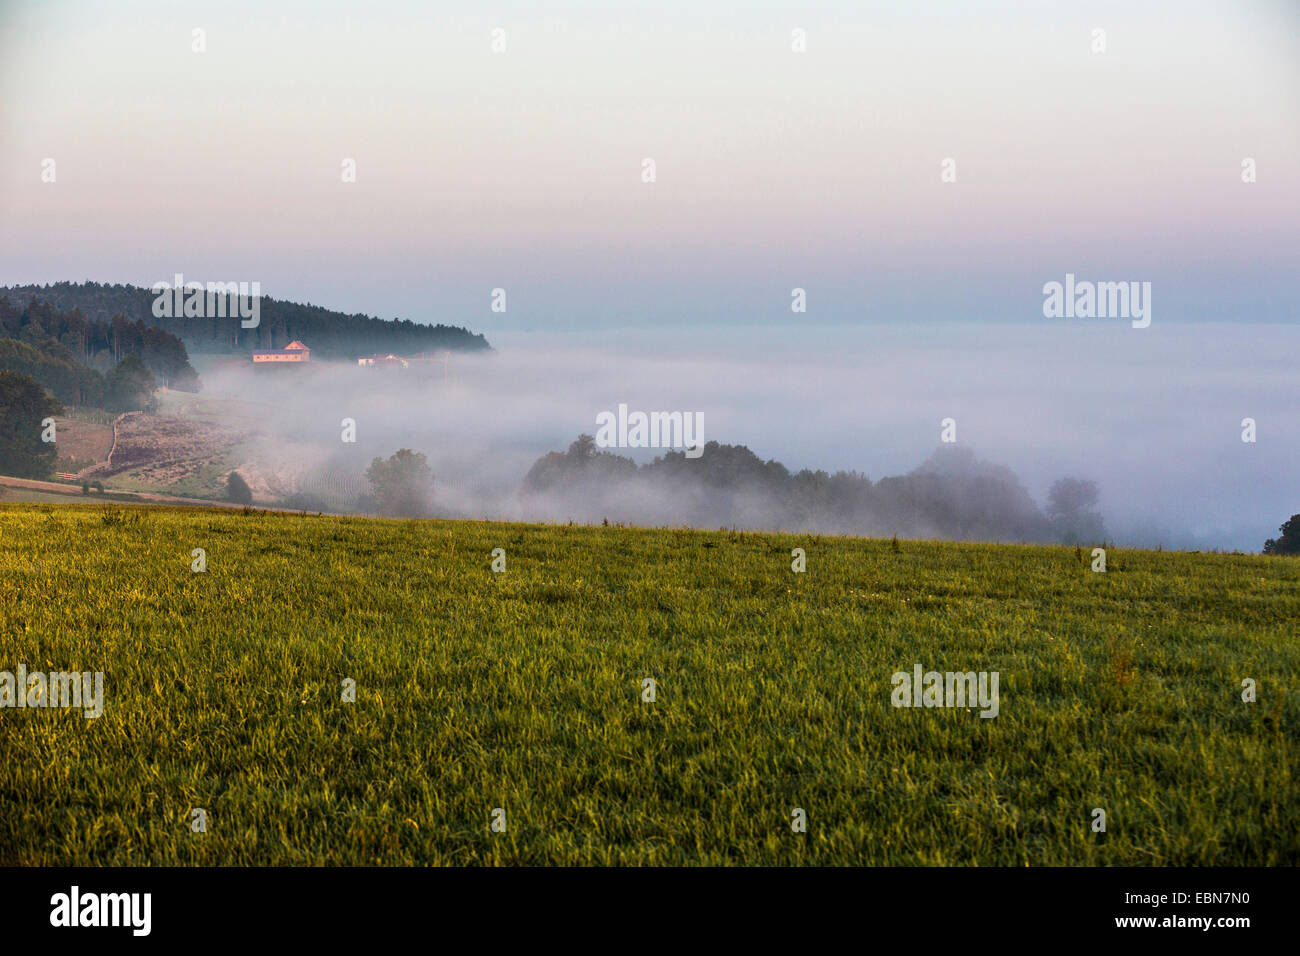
[53,418,114,473]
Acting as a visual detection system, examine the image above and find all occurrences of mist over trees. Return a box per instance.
[1046,478,1107,545]
[523,438,1104,545]
[362,449,434,517]
[1,282,491,359]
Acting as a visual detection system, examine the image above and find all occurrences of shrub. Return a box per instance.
[0,370,65,479]
[226,471,254,506]
[1263,514,1300,555]
[364,449,434,517]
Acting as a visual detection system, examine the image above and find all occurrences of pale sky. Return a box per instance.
[1,0,1297,329]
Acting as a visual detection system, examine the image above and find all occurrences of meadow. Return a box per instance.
[0,503,1296,865]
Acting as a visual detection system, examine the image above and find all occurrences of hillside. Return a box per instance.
[1,503,1296,865]
[1,281,491,359]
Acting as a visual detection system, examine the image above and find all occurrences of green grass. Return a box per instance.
[1,503,1296,866]
[105,456,240,500]
[0,487,141,506]
[0,488,93,505]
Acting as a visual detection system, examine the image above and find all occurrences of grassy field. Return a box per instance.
[0,487,98,505]
[1,502,1296,866]
[0,484,145,506]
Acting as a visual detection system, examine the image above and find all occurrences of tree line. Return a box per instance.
[521,436,1108,545]
[1,281,492,359]
[341,438,1109,545]
[0,297,191,410]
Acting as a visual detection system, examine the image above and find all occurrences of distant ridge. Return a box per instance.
[0,281,491,359]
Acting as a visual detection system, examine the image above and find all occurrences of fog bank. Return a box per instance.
[194,321,1297,551]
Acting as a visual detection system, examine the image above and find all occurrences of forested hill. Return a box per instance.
[0,282,492,358]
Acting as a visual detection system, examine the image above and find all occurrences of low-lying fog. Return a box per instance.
[196,321,1298,552]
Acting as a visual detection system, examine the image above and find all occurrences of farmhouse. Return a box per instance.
[252,340,310,364]
[358,353,408,368]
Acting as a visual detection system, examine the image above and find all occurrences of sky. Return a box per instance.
[1,0,1297,328]
[0,0,1296,549]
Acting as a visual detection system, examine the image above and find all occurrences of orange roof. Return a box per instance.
[283,340,308,350]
